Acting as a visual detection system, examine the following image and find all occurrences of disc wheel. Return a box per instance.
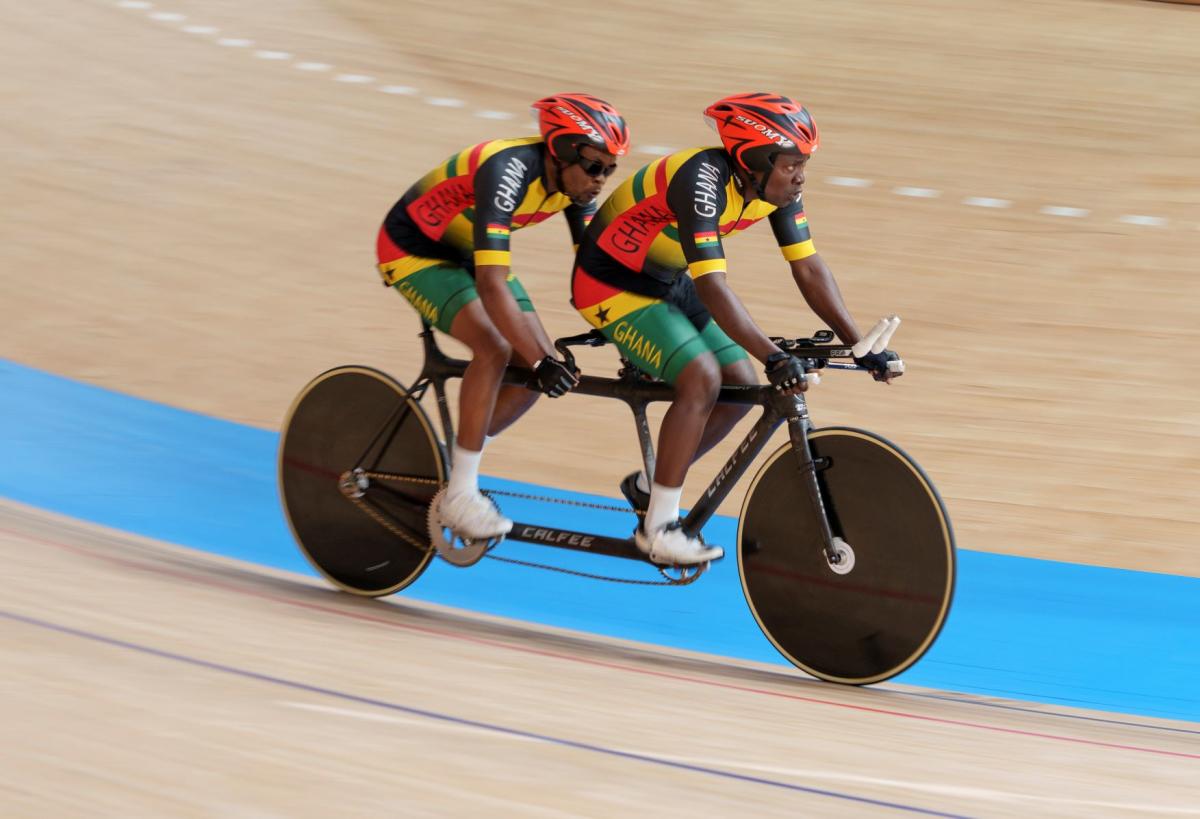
[279,366,445,596]
[737,427,955,684]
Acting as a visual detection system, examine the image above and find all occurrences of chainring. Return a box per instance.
[426,487,504,567]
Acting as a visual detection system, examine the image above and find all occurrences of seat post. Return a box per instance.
[418,325,457,455]
[629,398,656,484]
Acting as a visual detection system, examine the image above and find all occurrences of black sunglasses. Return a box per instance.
[577,156,617,178]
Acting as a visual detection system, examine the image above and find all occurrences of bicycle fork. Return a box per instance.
[782,397,846,568]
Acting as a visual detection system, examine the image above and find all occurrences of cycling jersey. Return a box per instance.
[575,146,814,297]
[381,136,594,275]
[571,146,814,383]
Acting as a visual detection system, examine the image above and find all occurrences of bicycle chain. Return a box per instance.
[482,553,704,586]
[345,494,432,554]
[483,487,645,517]
[344,471,700,586]
[360,471,644,516]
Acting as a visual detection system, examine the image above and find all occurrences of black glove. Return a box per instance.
[765,352,807,393]
[531,356,579,398]
[854,349,903,382]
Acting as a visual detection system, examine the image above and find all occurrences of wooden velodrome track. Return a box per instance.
[2,0,1198,814]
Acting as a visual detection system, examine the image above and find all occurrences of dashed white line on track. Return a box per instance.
[827,176,873,188]
[893,186,941,198]
[102,1,1182,231]
[1118,214,1167,227]
[963,196,1012,208]
[1040,205,1090,218]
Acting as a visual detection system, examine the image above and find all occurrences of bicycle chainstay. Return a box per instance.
[342,471,702,586]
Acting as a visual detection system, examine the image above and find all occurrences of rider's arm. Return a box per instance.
[474,266,553,365]
[666,152,780,364]
[694,272,784,363]
[471,148,557,365]
[768,200,861,345]
[788,254,861,345]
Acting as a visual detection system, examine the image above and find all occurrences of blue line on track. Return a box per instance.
[2,357,1199,722]
[0,609,972,817]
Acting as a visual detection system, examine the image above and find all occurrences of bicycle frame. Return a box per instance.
[404,327,848,564]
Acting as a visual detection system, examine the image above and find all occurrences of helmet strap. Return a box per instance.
[734,162,770,202]
[753,152,778,201]
[554,158,572,201]
[543,147,568,196]
[753,170,770,202]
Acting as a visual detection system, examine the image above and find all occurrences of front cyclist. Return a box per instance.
[572,92,897,566]
[378,93,629,539]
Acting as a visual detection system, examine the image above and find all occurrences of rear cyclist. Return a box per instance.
[572,92,898,566]
[378,93,629,539]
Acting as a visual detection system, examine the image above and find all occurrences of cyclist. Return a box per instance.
[378,93,629,539]
[572,92,898,566]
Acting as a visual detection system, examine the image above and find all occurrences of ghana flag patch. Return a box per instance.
[486,223,511,239]
[793,212,809,229]
[694,231,719,247]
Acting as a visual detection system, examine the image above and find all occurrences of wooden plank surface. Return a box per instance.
[3,501,1197,816]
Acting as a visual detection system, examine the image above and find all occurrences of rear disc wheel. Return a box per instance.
[278,366,445,596]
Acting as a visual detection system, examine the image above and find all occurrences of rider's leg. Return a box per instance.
[377,247,514,536]
[571,267,722,562]
[678,279,757,460]
[487,310,550,436]
[694,356,756,459]
[639,352,724,563]
[447,299,511,453]
[625,305,757,501]
[622,355,755,504]
[424,299,515,537]
[644,352,720,531]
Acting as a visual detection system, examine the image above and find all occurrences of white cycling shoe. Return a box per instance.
[438,490,513,539]
[635,520,723,566]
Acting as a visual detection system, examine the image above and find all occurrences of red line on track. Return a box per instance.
[8,526,1197,761]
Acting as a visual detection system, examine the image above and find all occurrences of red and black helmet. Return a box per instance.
[532,93,630,162]
[703,92,819,174]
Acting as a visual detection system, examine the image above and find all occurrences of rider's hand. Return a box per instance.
[531,356,580,398]
[854,349,904,383]
[765,352,810,394]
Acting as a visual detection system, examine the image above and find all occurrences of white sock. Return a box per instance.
[634,470,650,494]
[448,446,482,498]
[644,483,682,534]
